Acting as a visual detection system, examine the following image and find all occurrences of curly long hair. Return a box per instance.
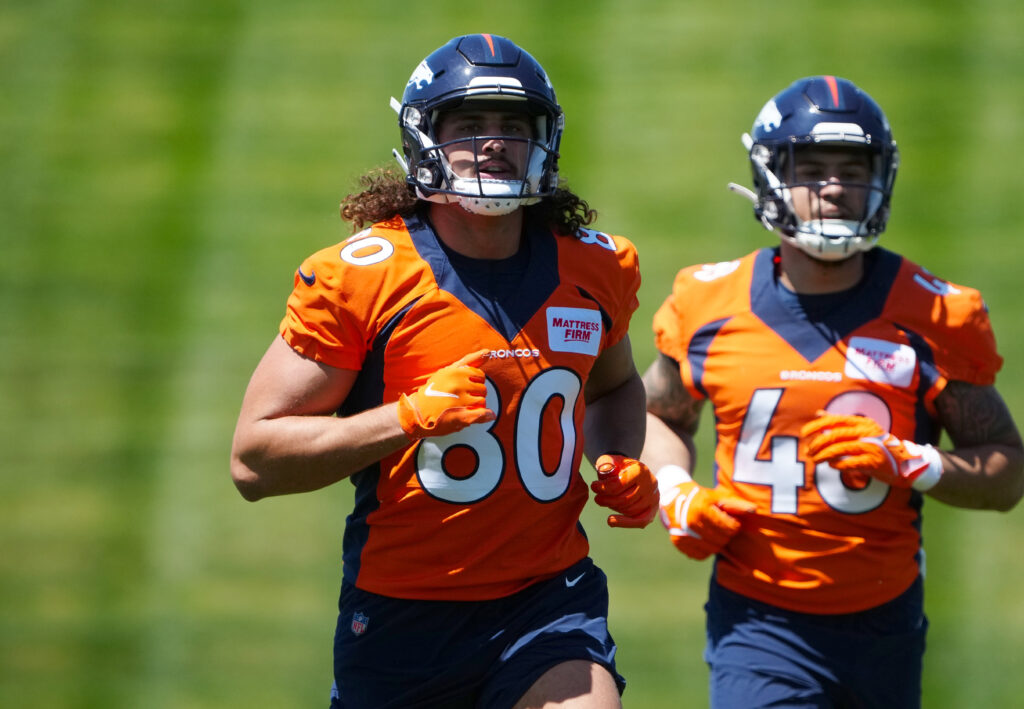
[339,167,597,237]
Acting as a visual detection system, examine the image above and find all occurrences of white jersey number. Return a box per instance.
[732,388,892,515]
[733,389,804,514]
[416,368,582,503]
[340,235,394,266]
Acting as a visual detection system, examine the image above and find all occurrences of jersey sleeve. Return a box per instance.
[652,268,691,364]
[892,261,1003,387]
[652,266,713,401]
[931,288,1002,386]
[279,245,370,371]
[606,234,641,347]
[651,255,755,399]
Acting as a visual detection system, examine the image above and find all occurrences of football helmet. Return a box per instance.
[391,34,563,216]
[730,76,899,260]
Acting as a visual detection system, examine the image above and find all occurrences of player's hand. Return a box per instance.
[397,350,495,440]
[801,412,943,491]
[591,455,659,529]
[658,470,755,560]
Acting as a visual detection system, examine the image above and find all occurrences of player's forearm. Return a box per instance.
[231,404,410,501]
[929,381,1024,510]
[583,372,646,462]
[927,443,1024,511]
[641,412,696,481]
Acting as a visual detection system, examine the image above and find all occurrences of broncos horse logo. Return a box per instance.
[407,60,434,91]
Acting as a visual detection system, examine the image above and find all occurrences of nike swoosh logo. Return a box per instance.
[298,267,316,286]
[424,383,459,398]
[565,572,585,588]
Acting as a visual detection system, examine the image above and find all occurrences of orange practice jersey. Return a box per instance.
[653,247,1001,614]
[280,214,640,601]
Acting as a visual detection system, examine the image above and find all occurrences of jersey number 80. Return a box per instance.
[416,368,582,504]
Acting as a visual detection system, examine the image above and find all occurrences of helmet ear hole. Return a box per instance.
[416,162,443,189]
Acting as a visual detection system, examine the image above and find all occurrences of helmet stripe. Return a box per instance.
[824,75,840,107]
[481,33,496,56]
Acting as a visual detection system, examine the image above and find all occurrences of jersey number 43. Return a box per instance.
[732,388,893,515]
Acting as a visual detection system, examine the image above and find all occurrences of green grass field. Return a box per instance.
[3,1,1024,706]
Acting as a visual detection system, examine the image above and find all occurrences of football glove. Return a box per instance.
[591,455,660,529]
[397,350,495,440]
[657,466,756,560]
[801,412,943,492]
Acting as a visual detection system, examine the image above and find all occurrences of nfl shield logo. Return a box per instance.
[351,612,369,636]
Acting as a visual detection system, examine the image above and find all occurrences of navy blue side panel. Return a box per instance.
[404,213,559,342]
[339,299,418,585]
[341,470,380,585]
[688,318,731,399]
[898,325,942,445]
[908,324,931,542]
[749,248,903,362]
[574,286,613,332]
[339,298,420,417]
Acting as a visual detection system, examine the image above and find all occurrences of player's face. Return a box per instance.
[435,109,534,182]
[788,147,872,223]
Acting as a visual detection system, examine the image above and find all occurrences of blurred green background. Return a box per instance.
[3,0,1023,706]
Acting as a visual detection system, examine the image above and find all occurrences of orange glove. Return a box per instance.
[397,350,495,440]
[657,466,755,560]
[590,454,659,529]
[801,412,943,491]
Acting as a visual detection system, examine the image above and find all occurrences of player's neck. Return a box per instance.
[776,242,865,294]
[428,203,524,260]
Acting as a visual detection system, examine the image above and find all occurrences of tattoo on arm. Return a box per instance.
[935,381,1023,449]
[643,354,703,434]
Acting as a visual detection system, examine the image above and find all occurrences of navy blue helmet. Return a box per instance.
[392,34,563,215]
[735,76,899,260]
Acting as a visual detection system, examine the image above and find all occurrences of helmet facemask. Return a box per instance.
[395,97,562,216]
[751,138,895,261]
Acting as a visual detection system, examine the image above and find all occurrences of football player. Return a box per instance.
[231,34,658,709]
[642,76,1024,708]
